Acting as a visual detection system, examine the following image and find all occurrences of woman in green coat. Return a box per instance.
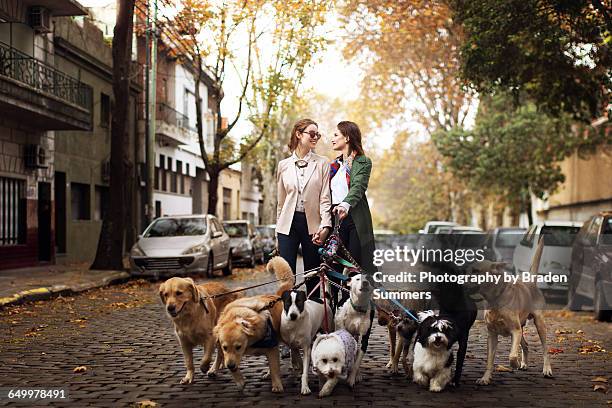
[328,121,376,274]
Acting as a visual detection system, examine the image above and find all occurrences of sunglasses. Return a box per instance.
[302,130,322,140]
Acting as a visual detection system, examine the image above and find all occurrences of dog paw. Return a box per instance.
[347,376,356,388]
[476,376,491,385]
[180,373,194,385]
[519,362,528,370]
[390,365,399,375]
[429,384,443,392]
[206,368,217,378]
[200,363,211,375]
[385,360,393,368]
[301,384,311,395]
[262,369,270,380]
[509,355,520,369]
[413,373,428,387]
[542,367,553,378]
[271,383,284,393]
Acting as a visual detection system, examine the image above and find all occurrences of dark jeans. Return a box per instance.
[277,212,321,297]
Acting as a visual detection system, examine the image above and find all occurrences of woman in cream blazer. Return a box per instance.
[276,118,332,296]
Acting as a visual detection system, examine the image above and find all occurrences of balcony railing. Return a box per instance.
[0,41,92,109]
[157,102,196,132]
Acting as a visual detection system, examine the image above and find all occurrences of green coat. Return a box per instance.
[343,155,376,274]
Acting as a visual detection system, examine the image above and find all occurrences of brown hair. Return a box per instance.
[337,121,365,156]
[288,118,318,151]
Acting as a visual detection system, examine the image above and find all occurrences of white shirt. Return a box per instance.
[330,160,351,213]
[292,150,312,213]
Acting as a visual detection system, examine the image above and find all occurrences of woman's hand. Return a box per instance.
[333,205,348,221]
[312,227,330,245]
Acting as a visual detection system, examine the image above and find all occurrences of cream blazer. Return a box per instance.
[276,152,332,235]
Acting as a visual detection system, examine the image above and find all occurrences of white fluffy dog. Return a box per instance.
[334,273,375,387]
[280,289,334,395]
[311,329,357,397]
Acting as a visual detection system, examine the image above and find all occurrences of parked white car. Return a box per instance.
[418,221,458,234]
[130,214,232,278]
[512,221,583,296]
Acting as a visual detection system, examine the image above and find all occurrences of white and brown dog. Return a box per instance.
[280,288,334,395]
[469,245,553,385]
[334,273,375,387]
[213,256,294,393]
[159,277,240,384]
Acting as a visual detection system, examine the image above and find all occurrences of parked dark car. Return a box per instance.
[483,227,527,270]
[256,224,276,262]
[223,220,265,268]
[568,211,612,321]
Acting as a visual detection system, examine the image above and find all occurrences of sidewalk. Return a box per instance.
[0,263,130,308]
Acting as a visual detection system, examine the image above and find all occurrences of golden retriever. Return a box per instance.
[159,277,241,384]
[213,256,294,392]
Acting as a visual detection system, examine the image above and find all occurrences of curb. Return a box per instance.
[0,271,131,309]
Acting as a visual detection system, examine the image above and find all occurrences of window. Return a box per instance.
[94,186,109,221]
[155,201,161,218]
[154,167,159,190]
[170,172,178,193]
[100,93,110,127]
[71,182,91,220]
[223,188,232,220]
[0,177,26,246]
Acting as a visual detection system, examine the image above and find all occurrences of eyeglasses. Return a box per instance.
[302,130,322,140]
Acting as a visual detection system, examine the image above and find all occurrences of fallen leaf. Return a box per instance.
[577,329,584,334]
[548,348,564,355]
[134,400,158,408]
[593,377,609,383]
[495,365,513,372]
[73,366,87,373]
[555,329,572,335]
[556,336,567,343]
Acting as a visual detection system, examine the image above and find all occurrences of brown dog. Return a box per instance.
[213,256,294,393]
[159,277,241,384]
[470,240,553,385]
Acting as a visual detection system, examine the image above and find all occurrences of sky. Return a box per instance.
[79,0,400,151]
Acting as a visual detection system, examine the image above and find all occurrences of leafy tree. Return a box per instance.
[91,0,136,270]
[171,0,330,215]
[432,93,610,224]
[450,0,612,121]
[368,133,461,233]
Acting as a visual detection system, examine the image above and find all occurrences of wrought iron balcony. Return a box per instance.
[157,103,196,132]
[0,41,92,110]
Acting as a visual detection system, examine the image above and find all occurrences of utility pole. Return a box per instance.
[145,0,158,224]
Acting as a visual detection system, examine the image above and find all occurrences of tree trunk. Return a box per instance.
[91,0,135,270]
[207,167,220,216]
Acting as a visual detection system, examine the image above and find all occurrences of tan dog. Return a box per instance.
[159,277,241,384]
[469,241,553,385]
[213,256,294,393]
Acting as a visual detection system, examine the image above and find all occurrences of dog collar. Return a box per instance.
[350,299,369,314]
[251,318,279,349]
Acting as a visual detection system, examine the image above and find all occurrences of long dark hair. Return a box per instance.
[337,121,365,156]
[288,118,318,151]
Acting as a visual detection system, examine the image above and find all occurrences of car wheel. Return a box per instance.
[593,281,611,322]
[222,251,233,276]
[206,253,214,278]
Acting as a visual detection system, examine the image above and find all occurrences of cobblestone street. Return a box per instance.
[0,266,610,407]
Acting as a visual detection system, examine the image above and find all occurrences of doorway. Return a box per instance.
[38,182,52,261]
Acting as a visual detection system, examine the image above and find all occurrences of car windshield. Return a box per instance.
[496,230,524,248]
[144,218,207,237]
[224,223,248,237]
[601,218,612,245]
[256,226,275,239]
[540,226,580,247]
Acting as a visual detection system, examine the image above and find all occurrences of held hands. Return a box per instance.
[333,205,348,221]
[311,227,330,246]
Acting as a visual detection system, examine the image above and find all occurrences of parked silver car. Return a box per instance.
[223,220,265,268]
[130,214,232,277]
